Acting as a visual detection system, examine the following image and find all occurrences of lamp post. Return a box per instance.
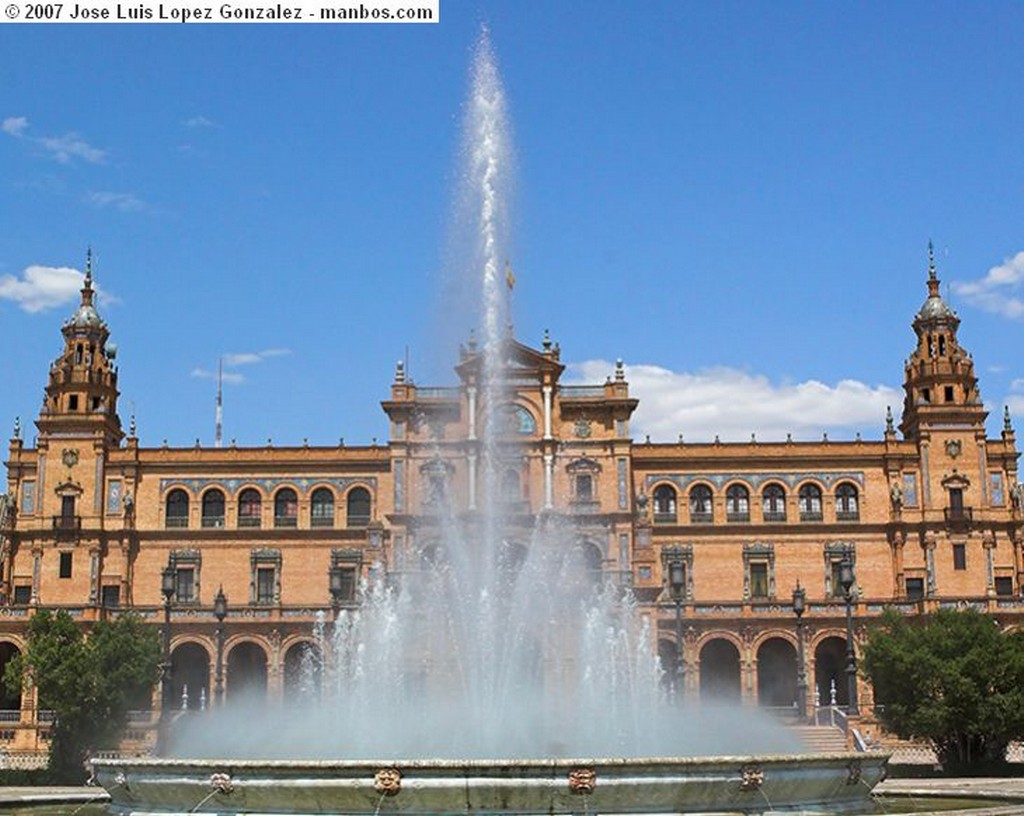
[668,557,686,703]
[839,551,859,716]
[329,564,345,618]
[213,586,228,707]
[791,581,807,721]
[157,565,174,753]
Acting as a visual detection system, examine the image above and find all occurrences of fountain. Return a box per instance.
[92,30,887,815]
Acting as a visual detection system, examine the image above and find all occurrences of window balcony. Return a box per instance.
[653,512,677,525]
[274,516,298,528]
[944,506,973,523]
[310,516,335,528]
[165,516,189,529]
[201,515,225,529]
[52,515,81,532]
[836,510,860,522]
[689,511,713,524]
[238,516,262,528]
[799,511,823,523]
[726,511,750,523]
[762,511,787,523]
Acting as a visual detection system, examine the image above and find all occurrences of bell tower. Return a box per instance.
[36,249,124,447]
[899,243,986,441]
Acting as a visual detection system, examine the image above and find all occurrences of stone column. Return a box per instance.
[542,385,553,440]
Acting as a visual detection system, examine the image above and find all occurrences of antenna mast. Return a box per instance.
[215,357,223,448]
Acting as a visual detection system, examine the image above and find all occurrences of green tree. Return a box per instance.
[863,608,1024,772]
[3,610,161,781]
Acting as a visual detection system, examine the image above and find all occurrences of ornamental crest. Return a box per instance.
[574,419,592,439]
[61,448,79,469]
[945,439,962,459]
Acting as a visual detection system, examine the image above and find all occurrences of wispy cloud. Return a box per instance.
[85,190,148,212]
[0,264,115,314]
[2,115,106,164]
[1,116,28,137]
[184,115,219,129]
[571,361,900,442]
[952,251,1024,320]
[191,349,291,384]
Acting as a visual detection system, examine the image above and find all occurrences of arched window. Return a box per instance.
[726,484,750,522]
[762,484,786,522]
[201,489,225,528]
[238,488,262,528]
[347,487,371,528]
[310,488,335,528]
[274,488,298,528]
[166,489,189,528]
[836,483,859,521]
[689,484,713,523]
[502,468,522,500]
[798,484,823,522]
[653,484,677,523]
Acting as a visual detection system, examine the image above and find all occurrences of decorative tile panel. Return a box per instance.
[159,476,376,496]
[645,471,865,491]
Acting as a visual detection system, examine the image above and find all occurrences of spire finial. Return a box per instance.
[1004,405,1013,432]
[85,246,93,286]
[885,405,895,433]
[129,414,137,437]
[394,359,405,384]
[12,416,20,440]
[928,240,936,281]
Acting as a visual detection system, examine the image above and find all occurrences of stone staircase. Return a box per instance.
[789,724,849,753]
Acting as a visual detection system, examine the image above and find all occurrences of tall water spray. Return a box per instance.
[169,31,800,762]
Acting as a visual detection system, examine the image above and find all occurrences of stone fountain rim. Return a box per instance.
[92,750,889,770]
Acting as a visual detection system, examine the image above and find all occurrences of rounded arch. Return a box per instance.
[170,641,211,711]
[274,486,299,527]
[835,482,860,519]
[165,488,190,528]
[200,487,226,528]
[237,487,263,528]
[761,482,787,521]
[346,486,372,528]
[226,641,268,703]
[813,635,849,708]
[797,481,824,521]
[310,486,336,527]
[498,402,538,436]
[699,638,741,701]
[652,482,678,521]
[283,640,323,704]
[756,636,797,708]
[688,482,714,521]
[0,641,22,711]
[725,482,751,521]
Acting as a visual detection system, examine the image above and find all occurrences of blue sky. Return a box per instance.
[2,1,1023,447]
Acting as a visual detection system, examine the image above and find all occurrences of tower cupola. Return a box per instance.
[36,249,123,446]
[900,243,984,439]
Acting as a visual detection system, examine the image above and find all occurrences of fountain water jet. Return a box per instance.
[93,28,888,814]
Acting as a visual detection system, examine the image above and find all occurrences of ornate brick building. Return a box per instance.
[0,247,1021,757]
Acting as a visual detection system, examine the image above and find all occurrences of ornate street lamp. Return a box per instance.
[791,580,807,721]
[213,587,228,707]
[668,556,686,703]
[157,565,175,753]
[329,564,345,617]
[839,551,859,716]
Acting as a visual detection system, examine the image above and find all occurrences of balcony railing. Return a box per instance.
[165,516,189,529]
[945,507,973,523]
[310,516,335,528]
[0,710,20,723]
[653,512,677,525]
[726,510,750,523]
[238,516,262,528]
[836,510,860,522]
[201,515,225,529]
[689,511,713,524]
[800,511,823,522]
[274,516,298,528]
[762,511,787,523]
[52,515,81,531]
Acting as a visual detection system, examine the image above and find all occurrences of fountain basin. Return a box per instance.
[93,752,889,815]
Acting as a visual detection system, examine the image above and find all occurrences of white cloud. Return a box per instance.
[39,132,106,164]
[222,348,290,366]
[184,116,219,129]
[0,265,116,313]
[952,251,1024,320]
[1,116,28,137]
[570,360,901,442]
[191,368,245,384]
[86,191,147,212]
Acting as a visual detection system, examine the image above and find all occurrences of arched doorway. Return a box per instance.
[283,641,322,704]
[170,642,210,710]
[756,637,797,708]
[699,638,741,701]
[227,642,268,703]
[814,636,849,708]
[0,642,22,713]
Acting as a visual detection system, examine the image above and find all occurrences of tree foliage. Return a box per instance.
[862,608,1024,771]
[3,610,161,781]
